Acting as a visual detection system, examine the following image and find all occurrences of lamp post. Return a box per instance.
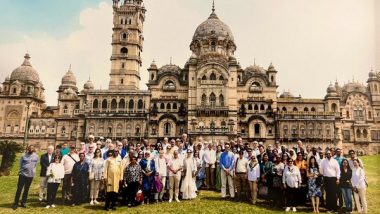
[23,99,32,148]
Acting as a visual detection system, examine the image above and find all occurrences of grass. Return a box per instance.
[0,155,379,214]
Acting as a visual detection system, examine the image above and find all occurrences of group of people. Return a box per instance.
[12,135,368,213]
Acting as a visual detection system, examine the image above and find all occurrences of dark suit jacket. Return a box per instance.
[40,153,54,177]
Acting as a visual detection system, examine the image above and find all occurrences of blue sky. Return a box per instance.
[0,0,103,43]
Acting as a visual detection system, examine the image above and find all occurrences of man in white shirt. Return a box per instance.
[168,150,183,202]
[234,150,248,201]
[203,143,216,189]
[319,150,340,213]
[154,150,167,202]
[60,146,79,201]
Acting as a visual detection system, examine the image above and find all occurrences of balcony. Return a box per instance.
[199,80,226,85]
[195,105,229,117]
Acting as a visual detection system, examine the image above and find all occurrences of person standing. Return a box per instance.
[60,143,70,156]
[340,159,353,213]
[89,149,104,205]
[39,145,54,202]
[319,150,341,213]
[155,150,167,202]
[124,156,142,207]
[103,150,122,211]
[12,145,39,210]
[272,154,285,208]
[139,151,156,204]
[215,145,223,191]
[282,158,301,212]
[45,155,64,208]
[181,149,197,200]
[307,156,322,213]
[220,143,235,199]
[247,156,260,205]
[351,159,368,214]
[60,146,79,202]
[203,143,216,189]
[168,150,183,203]
[234,150,248,202]
[71,153,90,206]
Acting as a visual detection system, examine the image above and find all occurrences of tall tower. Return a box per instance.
[109,0,146,90]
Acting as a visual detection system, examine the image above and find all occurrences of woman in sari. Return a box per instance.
[215,145,223,191]
[181,149,197,200]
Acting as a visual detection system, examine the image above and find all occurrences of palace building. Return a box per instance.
[0,0,379,154]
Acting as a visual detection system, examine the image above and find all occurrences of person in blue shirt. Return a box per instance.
[139,151,156,204]
[71,153,90,206]
[13,145,39,210]
[220,143,235,199]
[333,148,345,210]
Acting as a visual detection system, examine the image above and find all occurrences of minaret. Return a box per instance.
[109,0,146,90]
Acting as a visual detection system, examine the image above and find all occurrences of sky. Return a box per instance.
[0,0,378,105]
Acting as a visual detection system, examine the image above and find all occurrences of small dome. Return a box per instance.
[159,64,181,73]
[84,79,94,90]
[4,76,10,82]
[192,9,234,42]
[342,82,367,94]
[246,64,266,73]
[279,91,294,99]
[10,53,40,83]
[61,67,77,86]
[369,71,376,78]
[268,63,277,72]
[149,60,158,70]
[327,83,337,93]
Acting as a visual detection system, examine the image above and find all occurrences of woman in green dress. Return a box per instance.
[215,145,223,191]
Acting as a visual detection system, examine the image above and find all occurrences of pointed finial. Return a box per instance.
[170,57,172,65]
[69,64,72,70]
[254,58,256,66]
[212,0,215,13]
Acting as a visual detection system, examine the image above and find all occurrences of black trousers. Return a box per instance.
[324,177,338,211]
[126,182,139,205]
[105,192,118,209]
[14,175,33,206]
[62,174,72,200]
[285,186,297,207]
[47,183,60,205]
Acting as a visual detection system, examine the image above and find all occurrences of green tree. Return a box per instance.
[0,140,23,176]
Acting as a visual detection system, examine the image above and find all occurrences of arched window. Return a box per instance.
[346,110,350,118]
[210,121,216,130]
[248,104,253,110]
[210,73,216,80]
[120,19,123,25]
[221,121,227,129]
[61,126,66,134]
[160,103,165,109]
[111,99,117,109]
[375,84,378,92]
[128,99,134,110]
[309,124,314,136]
[209,93,216,106]
[211,41,216,51]
[331,103,337,112]
[122,33,127,40]
[238,75,241,82]
[120,47,128,55]
[102,99,108,109]
[356,129,361,138]
[254,124,260,135]
[219,94,224,106]
[119,99,125,109]
[283,125,288,136]
[363,129,368,138]
[260,104,265,111]
[93,99,99,109]
[164,123,171,136]
[254,104,259,111]
[304,107,309,112]
[63,105,68,114]
[368,111,372,119]
[166,103,171,110]
[201,94,207,106]
[326,126,331,138]
[173,103,177,109]
[128,19,132,25]
[219,75,224,81]
[151,73,154,80]
[311,107,316,112]
[202,75,207,80]
[282,107,287,112]
[163,80,176,91]
[138,99,143,109]
[271,76,274,82]
[293,107,298,112]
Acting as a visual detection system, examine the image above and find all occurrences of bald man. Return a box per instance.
[39,145,55,201]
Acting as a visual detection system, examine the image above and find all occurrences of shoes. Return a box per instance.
[285,207,291,212]
[127,203,132,207]
[20,204,27,208]
[104,207,109,211]
[12,204,18,210]
[175,198,180,203]
[90,200,94,205]
[111,207,116,211]
[168,199,172,203]
[45,205,51,209]
[292,207,297,212]
[94,200,100,205]
[51,204,56,208]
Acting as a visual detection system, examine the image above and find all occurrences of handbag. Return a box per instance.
[258,183,268,196]
[154,175,163,193]
[135,189,144,203]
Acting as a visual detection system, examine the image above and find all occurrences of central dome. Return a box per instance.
[193,10,234,41]
[10,53,40,83]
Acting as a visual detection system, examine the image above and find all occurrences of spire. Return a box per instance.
[22,53,32,66]
[209,0,218,19]
[212,0,215,13]
[170,57,172,65]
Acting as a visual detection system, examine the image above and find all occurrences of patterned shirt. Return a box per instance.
[124,164,142,183]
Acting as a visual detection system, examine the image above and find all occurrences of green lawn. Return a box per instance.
[0,155,379,214]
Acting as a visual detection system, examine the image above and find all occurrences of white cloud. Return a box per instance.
[0,0,377,105]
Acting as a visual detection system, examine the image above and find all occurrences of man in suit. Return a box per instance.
[39,145,54,201]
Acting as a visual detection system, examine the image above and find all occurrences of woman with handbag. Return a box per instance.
[45,155,64,209]
[89,149,104,205]
[247,156,260,205]
[307,156,322,213]
[340,159,353,213]
[124,156,142,207]
[272,154,285,207]
[282,158,301,212]
[351,159,368,214]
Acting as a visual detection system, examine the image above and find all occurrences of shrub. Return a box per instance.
[0,140,23,176]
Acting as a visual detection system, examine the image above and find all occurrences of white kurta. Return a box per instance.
[180,157,197,199]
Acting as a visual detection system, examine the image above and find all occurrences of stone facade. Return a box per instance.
[0,0,379,154]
